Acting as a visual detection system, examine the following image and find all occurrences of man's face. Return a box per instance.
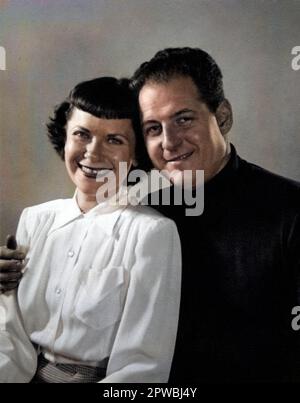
[139,76,230,184]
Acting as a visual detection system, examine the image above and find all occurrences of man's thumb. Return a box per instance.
[6,234,17,250]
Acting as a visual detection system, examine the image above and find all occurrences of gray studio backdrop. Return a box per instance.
[0,0,299,243]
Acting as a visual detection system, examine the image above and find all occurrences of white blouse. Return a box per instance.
[0,196,181,383]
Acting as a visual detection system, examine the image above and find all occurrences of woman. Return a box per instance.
[0,77,181,383]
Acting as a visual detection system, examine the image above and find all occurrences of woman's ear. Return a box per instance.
[215,99,233,135]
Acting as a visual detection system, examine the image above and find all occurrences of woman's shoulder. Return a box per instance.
[121,204,177,231]
[17,199,74,241]
[22,198,72,217]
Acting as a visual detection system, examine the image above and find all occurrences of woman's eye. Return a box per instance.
[176,116,193,125]
[73,131,90,140]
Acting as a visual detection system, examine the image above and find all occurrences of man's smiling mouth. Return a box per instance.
[77,162,113,178]
[165,151,193,162]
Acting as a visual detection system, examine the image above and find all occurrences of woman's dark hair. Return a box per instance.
[47,76,152,170]
[131,47,225,112]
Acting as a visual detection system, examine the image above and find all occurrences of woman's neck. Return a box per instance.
[76,191,97,214]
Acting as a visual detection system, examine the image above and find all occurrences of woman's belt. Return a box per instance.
[31,354,107,383]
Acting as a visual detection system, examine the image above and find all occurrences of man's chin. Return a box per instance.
[165,169,203,190]
[161,169,185,188]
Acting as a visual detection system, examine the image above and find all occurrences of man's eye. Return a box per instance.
[107,136,123,145]
[144,125,161,136]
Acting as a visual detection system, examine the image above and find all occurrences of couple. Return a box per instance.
[1,47,300,383]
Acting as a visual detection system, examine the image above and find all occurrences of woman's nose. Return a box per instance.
[85,139,103,161]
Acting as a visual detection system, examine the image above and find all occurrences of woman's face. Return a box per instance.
[64,107,136,201]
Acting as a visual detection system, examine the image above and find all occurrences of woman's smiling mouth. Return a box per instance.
[77,162,113,179]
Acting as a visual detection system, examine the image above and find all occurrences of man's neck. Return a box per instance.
[204,141,231,183]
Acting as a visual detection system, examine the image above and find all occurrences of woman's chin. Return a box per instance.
[76,185,98,199]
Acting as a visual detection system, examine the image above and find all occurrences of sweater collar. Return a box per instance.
[205,143,239,192]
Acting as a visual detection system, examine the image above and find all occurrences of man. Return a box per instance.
[1,47,300,382]
[131,47,300,382]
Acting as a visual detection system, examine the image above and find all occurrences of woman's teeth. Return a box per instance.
[81,166,100,175]
[79,164,112,178]
[96,169,113,178]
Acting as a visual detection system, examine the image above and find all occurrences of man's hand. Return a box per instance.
[0,235,25,293]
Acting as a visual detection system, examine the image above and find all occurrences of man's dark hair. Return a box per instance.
[47,76,151,170]
[131,47,225,112]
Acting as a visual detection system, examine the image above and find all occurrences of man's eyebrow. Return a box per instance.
[141,108,196,127]
[171,108,195,118]
[141,119,160,127]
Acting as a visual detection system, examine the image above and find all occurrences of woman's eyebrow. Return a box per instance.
[70,125,91,133]
[108,132,131,141]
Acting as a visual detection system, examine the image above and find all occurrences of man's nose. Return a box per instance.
[161,126,182,151]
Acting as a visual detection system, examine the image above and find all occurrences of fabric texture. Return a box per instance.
[0,197,181,383]
[156,144,300,382]
[31,354,106,383]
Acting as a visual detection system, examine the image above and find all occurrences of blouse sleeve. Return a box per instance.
[0,292,37,382]
[0,208,37,382]
[100,218,181,383]
[16,208,31,248]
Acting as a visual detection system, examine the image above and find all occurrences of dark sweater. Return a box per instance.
[156,145,300,382]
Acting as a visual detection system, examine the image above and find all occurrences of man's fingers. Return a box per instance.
[0,246,25,260]
[6,235,17,250]
[0,237,27,295]
[0,271,23,283]
[0,259,24,272]
[0,282,20,293]
[0,272,23,286]
[0,235,27,260]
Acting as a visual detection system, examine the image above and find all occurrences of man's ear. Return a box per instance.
[215,99,233,135]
